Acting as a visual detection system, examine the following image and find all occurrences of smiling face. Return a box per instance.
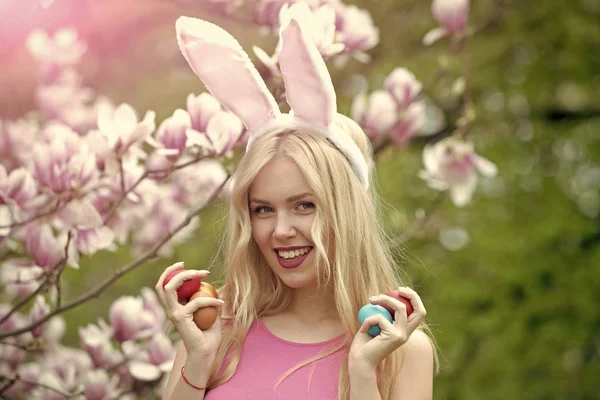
[249,156,320,289]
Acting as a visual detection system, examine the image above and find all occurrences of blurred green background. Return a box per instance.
[2,0,600,399]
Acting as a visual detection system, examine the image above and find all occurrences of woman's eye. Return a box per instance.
[254,206,274,214]
[298,202,316,211]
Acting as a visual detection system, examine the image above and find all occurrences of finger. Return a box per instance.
[155,262,185,306]
[164,269,210,309]
[359,314,394,335]
[182,296,224,314]
[396,286,427,333]
[369,295,408,326]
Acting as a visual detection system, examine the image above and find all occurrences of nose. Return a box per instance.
[273,213,296,240]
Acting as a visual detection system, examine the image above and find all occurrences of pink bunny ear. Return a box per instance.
[277,18,337,127]
[176,16,280,132]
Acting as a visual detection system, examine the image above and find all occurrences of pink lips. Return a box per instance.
[274,247,313,269]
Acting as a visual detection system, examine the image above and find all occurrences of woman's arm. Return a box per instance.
[349,329,434,400]
[162,340,213,400]
[390,329,434,400]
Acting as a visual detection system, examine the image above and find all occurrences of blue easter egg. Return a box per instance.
[358,304,393,336]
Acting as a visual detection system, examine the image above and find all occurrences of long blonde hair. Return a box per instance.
[209,114,438,399]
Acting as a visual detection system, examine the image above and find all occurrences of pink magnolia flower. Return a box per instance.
[33,346,92,400]
[29,295,50,337]
[32,124,98,195]
[334,4,379,62]
[132,196,199,257]
[25,224,64,269]
[35,81,94,121]
[384,68,423,110]
[187,93,221,133]
[389,101,426,145]
[154,109,192,159]
[0,259,44,300]
[187,110,244,157]
[0,166,37,208]
[109,294,162,342]
[97,103,156,155]
[254,0,292,28]
[0,118,39,171]
[279,3,345,58]
[419,137,497,206]
[123,332,174,382]
[170,159,229,208]
[83,369,122,400]
[74,226,115,255]
[79,319,123,369]
[26,28,87,85]
[0,340,25,370]
[351,90,398,140]
[424,0,469,46]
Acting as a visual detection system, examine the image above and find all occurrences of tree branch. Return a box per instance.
[0,176,230,340]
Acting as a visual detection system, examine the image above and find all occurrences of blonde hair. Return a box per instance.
[208,114,438,399]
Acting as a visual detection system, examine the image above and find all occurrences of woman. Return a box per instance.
[156,8,438,400]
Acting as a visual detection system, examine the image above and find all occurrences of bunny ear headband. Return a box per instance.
[175,5,369,189]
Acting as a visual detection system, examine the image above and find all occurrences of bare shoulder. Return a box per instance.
[401,328,434,357]
[392,329,435,399]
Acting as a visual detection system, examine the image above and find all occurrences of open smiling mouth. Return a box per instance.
[274,246,313,269]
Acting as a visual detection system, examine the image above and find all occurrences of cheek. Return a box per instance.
[251,220,271,247]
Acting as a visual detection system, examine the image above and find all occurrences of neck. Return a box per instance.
[284,283,339,323]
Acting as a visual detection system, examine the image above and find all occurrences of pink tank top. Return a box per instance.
[204,319,348,400]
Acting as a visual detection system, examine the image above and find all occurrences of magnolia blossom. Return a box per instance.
[25,224,64,269]
[123,331,174,381]
[83,369,122,400]
[419,137,497,206]
[279,3,344,58]
[389,101,426,145]
[108,293,164,342]
[351,90,398,139]
[155,109,192,158]
[424,0,469,46]
[335,4,379,62]
[0,259,44,300]
[97,103,156,155]
[384,68,423,110]
[32,124,98,195]
[0,118,39,171]
[79,319,123,369]
[29,295,51,337]
[187,93,221,133]
[132,195,200,257]
[32,346,92,400]
[253,0,291,28]
[187,110,244,157]
[0,166,37,208]
[170,159,229,207]
[27,28,87,66]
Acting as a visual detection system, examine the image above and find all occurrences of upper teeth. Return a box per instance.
[277,247,311,259]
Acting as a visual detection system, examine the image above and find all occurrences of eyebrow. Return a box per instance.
[249,192,313,205]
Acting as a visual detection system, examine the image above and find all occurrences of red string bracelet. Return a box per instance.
[181,365,209,391]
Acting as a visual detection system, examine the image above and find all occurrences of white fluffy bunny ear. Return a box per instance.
[277,17,337,127]
[176,16,280,132]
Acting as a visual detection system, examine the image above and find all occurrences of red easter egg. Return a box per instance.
[162,269,201,302]
[382,290,414,318]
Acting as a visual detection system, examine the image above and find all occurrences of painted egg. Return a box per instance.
[190,282,219,330]
[358,304,393,336]
[162,269,201,302]
[381,290,414,319]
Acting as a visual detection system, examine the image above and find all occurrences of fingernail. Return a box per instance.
[369,295,378,301]
[216,299,225,304]
[197,270,210,274]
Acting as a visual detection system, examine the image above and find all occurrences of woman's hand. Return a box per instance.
[155,262,223,360]
[349,287,427,371]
